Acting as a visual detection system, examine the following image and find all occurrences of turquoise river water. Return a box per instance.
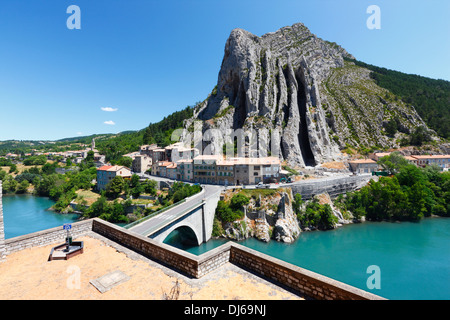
[2,194,449,299]
[165,217,450,300]
[2,194,79,239]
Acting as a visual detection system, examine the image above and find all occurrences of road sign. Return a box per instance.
[63,223,72,230]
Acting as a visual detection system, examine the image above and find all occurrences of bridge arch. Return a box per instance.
[163,225,199,248]
[149,217,203,246]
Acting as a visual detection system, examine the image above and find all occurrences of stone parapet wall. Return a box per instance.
[196,242,231,277]
[3,219,93,256]
[92,218,200,277]
[229,243,385,300]
[91,218,231,278]
[91,218,384,299]
[0,215,385,300]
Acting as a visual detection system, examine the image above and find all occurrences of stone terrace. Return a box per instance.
[0,216,386,300]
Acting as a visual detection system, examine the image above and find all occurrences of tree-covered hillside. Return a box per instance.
[96,105,194,162]
[349,59,450,139]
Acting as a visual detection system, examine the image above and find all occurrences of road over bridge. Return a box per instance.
[127,174,375,244]
[126,184,222,245]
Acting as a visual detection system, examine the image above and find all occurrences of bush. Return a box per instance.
[215,200,244,223]
[298,199,337,230]
[229,193,249,211]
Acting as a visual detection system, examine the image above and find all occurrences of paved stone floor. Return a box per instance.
[0,233,304,300]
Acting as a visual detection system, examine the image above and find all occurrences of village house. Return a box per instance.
[132,155,152,173]
[96,165,132,191]
[139,144,159,156]
[215,159,235,186]
[138,142,281,186]
[122,151,141,160]
[232,157,281,185]
[176,159,194,181]
[166,162,178,180]
[369,152,391,161]
[348,159,379,174]
[410,155,450,171]
[154,161,172,177]
[193,154,222,184]
[404,156,419,166]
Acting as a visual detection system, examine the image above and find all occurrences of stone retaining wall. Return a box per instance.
[290,175,375,199]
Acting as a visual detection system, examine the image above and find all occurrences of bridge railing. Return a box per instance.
[140,199,205,237]
[122,199,187,230]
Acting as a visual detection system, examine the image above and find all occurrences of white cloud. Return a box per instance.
[104,120,116,125]
[76,132,83,135]
[101,107,118,112]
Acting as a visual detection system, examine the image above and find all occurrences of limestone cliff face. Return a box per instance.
[184,23,431,167]
[221,189,301,243]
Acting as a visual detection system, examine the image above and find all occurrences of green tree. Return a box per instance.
[116,156,133,168]
[317,204,338,230]
[409,126,431,146]
[2,175,17,193]
[85,195,110,218]
[131,184,144,199]
[229,193,250,211]
[106,176,126,199]
[35,175,57,196]
[293,193,303,216]
[377,152,409,175]
[384,118,398,137]
[16,180,30,194]
[142,179,157,195]
[215,200,243,223]
[9,163,17,174]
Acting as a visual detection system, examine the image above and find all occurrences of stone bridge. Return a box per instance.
[127,185,222,246]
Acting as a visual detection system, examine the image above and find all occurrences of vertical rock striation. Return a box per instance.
[185,23,431,167]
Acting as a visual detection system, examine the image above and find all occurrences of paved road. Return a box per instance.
[128,184,222,236]
[129,172,371,236]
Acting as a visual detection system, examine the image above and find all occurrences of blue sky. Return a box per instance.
[0,0,449,141]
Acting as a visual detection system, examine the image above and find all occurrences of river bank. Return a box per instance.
[1,194,80,239]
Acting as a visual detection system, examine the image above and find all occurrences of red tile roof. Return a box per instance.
[97,165,114,171]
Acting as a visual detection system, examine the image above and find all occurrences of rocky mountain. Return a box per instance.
[183,23,438,167]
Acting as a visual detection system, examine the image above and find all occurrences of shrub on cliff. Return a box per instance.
[215,200,244,223]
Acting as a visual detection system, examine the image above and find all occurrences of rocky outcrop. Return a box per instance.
[183,22,434,168]
[272,192,301,242]
[314,192,350,225]
[221,189,301,243]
